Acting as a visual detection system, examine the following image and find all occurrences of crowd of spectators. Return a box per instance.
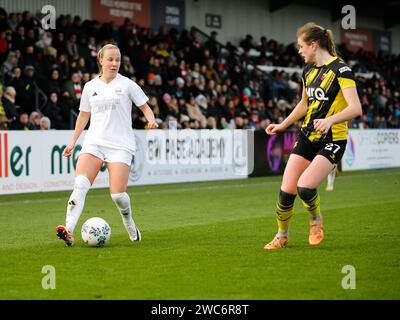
[0,8,399,131]
[238,33,400,129]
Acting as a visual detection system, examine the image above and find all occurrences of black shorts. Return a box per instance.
[292,132,347,164]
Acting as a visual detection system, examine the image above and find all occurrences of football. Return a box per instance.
[81,217,111,247]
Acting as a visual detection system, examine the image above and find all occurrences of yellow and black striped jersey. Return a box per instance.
[301,56,356,142]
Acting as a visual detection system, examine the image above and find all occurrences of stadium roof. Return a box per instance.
[269,0,400,29]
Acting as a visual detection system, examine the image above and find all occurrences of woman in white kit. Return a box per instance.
[56,44,158,246]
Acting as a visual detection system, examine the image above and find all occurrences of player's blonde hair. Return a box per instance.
[297,22,337,57]
[97,44,120,75]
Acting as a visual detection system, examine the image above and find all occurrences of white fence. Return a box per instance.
[0,130,251,195]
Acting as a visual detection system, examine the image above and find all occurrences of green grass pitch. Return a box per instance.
[1,168,399,299]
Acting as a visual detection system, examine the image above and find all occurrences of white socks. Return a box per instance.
[111,192,142,241]
[66,175,91,234]
[111,192,134,225]
[66,185,135,236]
[65,179,137,238]
[326,168,336,190]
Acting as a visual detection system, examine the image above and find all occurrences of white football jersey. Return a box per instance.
[79,74,148,154]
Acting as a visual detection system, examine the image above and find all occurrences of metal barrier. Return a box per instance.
[70,109,78,129]
[190,26,269,83]
[34,82,48,112]
[190,26,278,99]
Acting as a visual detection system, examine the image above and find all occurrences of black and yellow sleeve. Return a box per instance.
[337,63,356,90]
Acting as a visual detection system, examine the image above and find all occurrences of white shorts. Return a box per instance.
[79,144,133,166]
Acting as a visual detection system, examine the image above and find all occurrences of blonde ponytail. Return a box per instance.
[297,22,337,57]
[325,29,337,57]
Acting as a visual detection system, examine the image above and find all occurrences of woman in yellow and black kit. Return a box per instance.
[264,22,362,249]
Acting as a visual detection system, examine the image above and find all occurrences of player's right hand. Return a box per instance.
[265,123,283,135]
[63,144,74,157]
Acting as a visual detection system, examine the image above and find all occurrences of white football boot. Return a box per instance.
[123,218,141,242]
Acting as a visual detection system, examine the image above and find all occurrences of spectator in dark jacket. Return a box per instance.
[7,66,25,107]
[62,72,82,107]
[20,64,38,113]
[2,85,19,121]
[9,111,35,130]
[42,91,68,129]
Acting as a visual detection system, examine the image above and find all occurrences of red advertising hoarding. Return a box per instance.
[340,28,373,53]
[91,0,151,27]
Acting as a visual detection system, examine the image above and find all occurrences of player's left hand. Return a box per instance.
[313,118,332,134]
[147,122,159,129]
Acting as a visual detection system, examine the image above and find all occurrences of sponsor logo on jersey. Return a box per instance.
[306,87,329,101]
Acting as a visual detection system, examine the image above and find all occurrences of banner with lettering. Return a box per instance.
[91,0,151,27]
[151,0,185,32]
[0,130,250,195]
[340,27,392,54]
[342,129,400,171]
